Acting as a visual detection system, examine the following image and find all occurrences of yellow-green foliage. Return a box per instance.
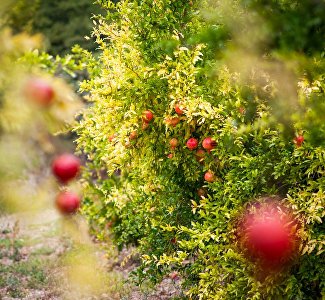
[75,0,325,299]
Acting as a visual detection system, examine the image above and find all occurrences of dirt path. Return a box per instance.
[0,209,65,299]
[0,209,183,300]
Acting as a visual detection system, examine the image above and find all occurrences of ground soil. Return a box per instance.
[0,209,183,300]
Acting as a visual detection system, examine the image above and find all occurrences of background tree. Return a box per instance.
[4,0,105,54]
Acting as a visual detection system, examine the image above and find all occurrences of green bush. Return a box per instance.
[74,0,325,299]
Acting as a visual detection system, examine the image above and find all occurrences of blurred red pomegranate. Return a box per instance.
[52,154,80,184]
[24,77,55,107]
[237,199,300,271]
[55,191,80,215]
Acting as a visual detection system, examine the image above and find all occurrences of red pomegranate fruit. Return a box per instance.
[52,154,80,184]
[294,135,304,147]
[55,191,80,215]
[175,103,185,115]
[204,171,215,182]
[24,77,55,107]
[166,117,180,127]
[142,110,154,123]
[186,138,198,150]
[169,138,178,149]
[237,200,300,270]
[202,137,216,151]
[129,131,137,140]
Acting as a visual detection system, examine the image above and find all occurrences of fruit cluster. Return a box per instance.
[118,105,305,201]
[185,136,217,183]
[135,105,220,186]
[23,77,81,215]
[52,154,81,215]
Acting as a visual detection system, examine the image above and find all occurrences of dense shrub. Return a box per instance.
[75,0,325,299]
